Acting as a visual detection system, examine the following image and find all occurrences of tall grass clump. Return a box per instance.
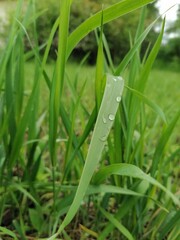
[0,0,179,239]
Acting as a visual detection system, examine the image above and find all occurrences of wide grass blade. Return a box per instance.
[50,74,124,238]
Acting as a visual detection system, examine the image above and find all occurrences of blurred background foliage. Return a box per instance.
[0,0,180,66]
[34,0,159,63]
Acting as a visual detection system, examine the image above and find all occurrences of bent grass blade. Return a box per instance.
[67,0,155,59]
[93,163,180,206]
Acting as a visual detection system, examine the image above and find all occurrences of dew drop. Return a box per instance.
[99,135,107,142]
[108,114,115,121]
[116,96,121,102]
[118,76,123,81]
[102,116,107,124]
[113,77,117,82]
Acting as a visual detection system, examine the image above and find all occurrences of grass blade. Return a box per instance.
[99,207,134,240]
[93,163,179,206]
[158,210,180,239]
[50,74,124,238]
[126,86,167,124]
[115,15,160,75]
[67,0,155,59]
[95,10,105,110]
[151,110,180,177]
[49,0,72,165]
[125,19,165,162]
[0,226,18,240]
[97,181,149,240]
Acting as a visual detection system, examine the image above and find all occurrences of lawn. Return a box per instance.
[25,60,180,142]
[25,60,180,114]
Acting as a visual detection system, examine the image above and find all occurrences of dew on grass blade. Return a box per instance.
[117,76,123,81]
[116,96,121,102]
[108,114,115,121]
[102,116,107,124]
[113,76,123,82]
[58,73,125,234]
[99,135,107,142]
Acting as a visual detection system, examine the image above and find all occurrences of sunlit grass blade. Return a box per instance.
[50,74,124,238]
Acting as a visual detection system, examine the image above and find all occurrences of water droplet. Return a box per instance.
[118,76,123,81]
[113,77,117,82]
[116,96,121,102]
[102,116,107,124]
[108,114,115,121]
[99,135,107,142]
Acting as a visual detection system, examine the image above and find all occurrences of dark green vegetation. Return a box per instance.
[0,0,180,239]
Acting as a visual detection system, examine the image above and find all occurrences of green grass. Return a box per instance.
[25,61,180,146]
[0,0,180,239]
[23,61,180,145]
[147,68,180,116]
[25,60,180,117]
